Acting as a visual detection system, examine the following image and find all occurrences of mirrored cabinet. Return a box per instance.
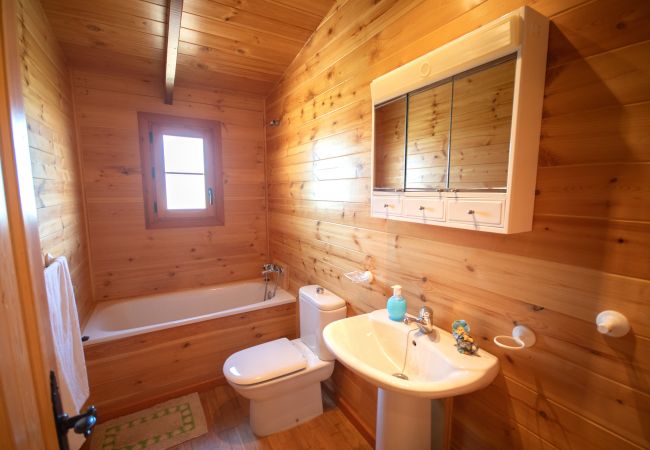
[370,7,549,233]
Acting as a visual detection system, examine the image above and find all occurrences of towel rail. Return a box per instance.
[44,252,56,268]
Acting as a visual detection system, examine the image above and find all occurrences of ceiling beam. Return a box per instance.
[164,0,183,104]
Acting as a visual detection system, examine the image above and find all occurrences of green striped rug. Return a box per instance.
[90,393,207,450]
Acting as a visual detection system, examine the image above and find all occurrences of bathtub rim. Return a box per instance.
[82,279,295,347]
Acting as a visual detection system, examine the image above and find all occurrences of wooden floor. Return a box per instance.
[89,383,373,450]
[177,384,372,450]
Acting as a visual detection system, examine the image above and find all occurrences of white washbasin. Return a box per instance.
[323,309,499,399]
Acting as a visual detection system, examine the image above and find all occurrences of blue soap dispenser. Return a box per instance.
[387,284,406,321]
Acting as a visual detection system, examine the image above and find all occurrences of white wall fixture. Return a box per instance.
[596,310,630,337]
[493,325,536,350]
[343,270,374,284]
[43,252,56,267]
[370,6,549,233]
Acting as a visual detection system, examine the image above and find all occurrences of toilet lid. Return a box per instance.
[223,338,307,386]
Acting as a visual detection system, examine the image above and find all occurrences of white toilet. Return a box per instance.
[222,285,346,436]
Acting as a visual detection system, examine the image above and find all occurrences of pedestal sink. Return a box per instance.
[323,309,499,450]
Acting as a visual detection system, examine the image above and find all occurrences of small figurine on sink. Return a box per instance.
[452,320,479,355]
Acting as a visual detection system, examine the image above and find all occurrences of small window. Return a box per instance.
[138,113,224,228]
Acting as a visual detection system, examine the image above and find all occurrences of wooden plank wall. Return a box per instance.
[71,71,268,301]
[16,0,93,324]
[265,0,650,449]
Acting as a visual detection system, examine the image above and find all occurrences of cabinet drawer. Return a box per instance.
[448,200,503,226]
[403,198,445,220]
[372,196,402,216]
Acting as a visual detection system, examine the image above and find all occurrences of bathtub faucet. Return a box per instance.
[262,263,284,301]
[262,263,283,278]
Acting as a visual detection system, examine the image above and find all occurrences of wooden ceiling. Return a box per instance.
[40,0,335,95]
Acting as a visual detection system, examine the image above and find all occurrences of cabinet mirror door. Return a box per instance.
[448,56,516,190]
[374,96,406,191]
[405,81,452,190]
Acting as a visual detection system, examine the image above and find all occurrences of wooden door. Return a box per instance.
[0,0,59,448]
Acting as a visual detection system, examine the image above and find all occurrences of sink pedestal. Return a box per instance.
[376,388,448,450]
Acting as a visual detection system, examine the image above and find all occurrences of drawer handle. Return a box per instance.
[467,209,475,215]
[419,206,425,211]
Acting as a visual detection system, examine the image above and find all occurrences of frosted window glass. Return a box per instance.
[165,174,206,209]
[163,135,205,174]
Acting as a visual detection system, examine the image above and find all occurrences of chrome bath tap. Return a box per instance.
[404,306,434,334]
[261,263,283,300]
[262,264,275,278]
[262,263,283,278]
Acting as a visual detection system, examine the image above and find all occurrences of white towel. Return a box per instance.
[44,256,90,449]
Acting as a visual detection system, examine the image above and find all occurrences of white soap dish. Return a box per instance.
[493,325,536,350]
[344,270,374,284]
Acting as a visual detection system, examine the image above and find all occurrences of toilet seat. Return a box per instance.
[224,337,307,386]
[224,338,334,401]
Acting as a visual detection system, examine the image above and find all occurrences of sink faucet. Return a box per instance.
[404,306,434,334]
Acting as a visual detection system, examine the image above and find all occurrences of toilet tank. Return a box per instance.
[299,285,346,361]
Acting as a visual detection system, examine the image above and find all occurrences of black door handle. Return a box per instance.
[50,371,98,449]
[67,405,97,438]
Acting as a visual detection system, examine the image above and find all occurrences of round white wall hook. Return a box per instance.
[493,325,536,350]
[596,310,630,337]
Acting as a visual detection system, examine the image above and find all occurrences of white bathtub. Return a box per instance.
[83,279,295,345]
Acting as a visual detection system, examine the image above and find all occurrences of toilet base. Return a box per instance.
[249,382,324,436]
